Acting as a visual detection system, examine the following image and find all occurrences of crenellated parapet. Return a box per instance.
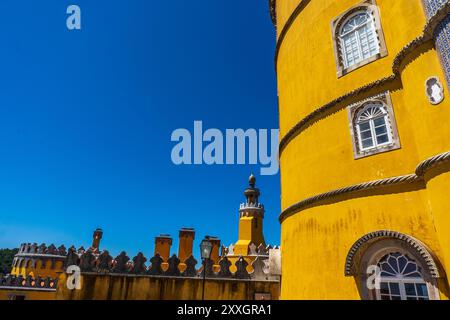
[223,243,279,258]
[64,247,280,281]
[0,274,58,292]
[12,243,67,275]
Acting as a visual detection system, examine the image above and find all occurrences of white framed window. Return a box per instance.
[355,103,392,151]
[376,252,430,300]
[340,12,380,69]
[347,92,400,159]
[331,0,387,77]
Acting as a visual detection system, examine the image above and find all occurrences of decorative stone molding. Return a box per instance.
[279,2,450,156]
[344,230,441,278]
[279,150,450,222]
[415,150,450,176]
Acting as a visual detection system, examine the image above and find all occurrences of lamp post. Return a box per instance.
[200,237,213,300]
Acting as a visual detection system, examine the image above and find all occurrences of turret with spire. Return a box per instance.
[231,174,266,258]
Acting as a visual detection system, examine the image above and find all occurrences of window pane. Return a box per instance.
[389,283,400,295]
[362,138,374,149]
[376,134,389,144]
[405,283,416,296]
[373,117,386,127]
[403,262,416,275]
[380,282,389,294]
[359,122,370,131]
[416,283,429,297]
[361,130,372,139]
[375,125,387,135]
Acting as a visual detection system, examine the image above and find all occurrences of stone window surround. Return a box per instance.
[331,0,388,78]
[357,239,441,300]
[347,91,401,159]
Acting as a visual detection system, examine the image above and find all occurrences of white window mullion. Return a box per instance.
[399,280,407,300]
[369,119,377,147]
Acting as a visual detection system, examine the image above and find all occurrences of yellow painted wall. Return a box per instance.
[0,289,56,300]
[275,0,450,299]
[11,260,64,279]
[55,273,279,300]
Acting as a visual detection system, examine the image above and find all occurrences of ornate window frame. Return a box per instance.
[347,92,400,159]
[344,230,443,300]
[356,239,440,300]
[331,0,388,78]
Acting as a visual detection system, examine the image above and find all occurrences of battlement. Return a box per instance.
[0,274,58,292]
[65,246,280,281]
[17,243,67,257]
[223,243,278,257]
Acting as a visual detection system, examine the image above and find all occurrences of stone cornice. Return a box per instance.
[15,253,66,259]
[278,3,450,156]
[279,151,450,223]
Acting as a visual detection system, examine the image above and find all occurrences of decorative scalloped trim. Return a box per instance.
[278,2,450,155]
[344,230,441,278]
[279,150,450,222]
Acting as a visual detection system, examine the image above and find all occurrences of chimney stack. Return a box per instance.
[92,228,103,252]
[154,234,172,261]
[178,228,195,263]
[208,236,221,264]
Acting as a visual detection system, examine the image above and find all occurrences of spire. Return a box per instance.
[244,174,260,206]
[249,173,256,188]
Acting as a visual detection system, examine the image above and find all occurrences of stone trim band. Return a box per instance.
[278,2,450,156]
[344,230,441,278]
[279,150,450,223]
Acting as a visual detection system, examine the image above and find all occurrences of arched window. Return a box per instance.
[344,231,443,300]
[355,102,392,151]
[340,12,380,69]
[347,93,400,159]
[331,1,387,77]
[376,252,430,300]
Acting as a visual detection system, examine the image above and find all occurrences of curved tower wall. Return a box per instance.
[273,0,450,299]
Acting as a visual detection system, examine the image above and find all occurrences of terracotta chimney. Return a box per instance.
[178,228,195,263]
[154,234,172,261]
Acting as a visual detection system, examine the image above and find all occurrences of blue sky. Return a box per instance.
[0,0,280,258]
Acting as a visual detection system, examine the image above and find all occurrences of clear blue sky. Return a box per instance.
[0,0,280,258]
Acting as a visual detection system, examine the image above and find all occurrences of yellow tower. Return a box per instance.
[11,243,66,279]
[271,0,450,299]
[227,174,266,265]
